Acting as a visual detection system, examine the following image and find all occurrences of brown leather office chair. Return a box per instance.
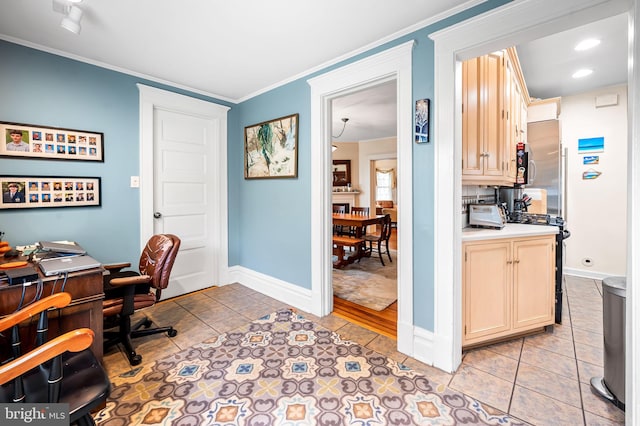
[0,293,110,426]
[363,213,393,265]
[103,234,181,366]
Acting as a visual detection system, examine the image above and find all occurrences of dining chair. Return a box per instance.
[363,213,393,265]
[102,234,181,365]
[348,206,370,237]
[332,204,346,235]
[351,206,369,215]
[0,292,111,426]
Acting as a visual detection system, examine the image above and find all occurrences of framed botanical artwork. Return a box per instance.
[415,98,430,143]
[0,121,104,162]
[0,175,101,210]
[244,113,298,179]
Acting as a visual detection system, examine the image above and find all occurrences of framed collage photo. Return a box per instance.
[0,121,104,162]
[244,113,298,179]
[0,176,101,210]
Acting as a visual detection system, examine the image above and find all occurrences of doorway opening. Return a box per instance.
[429,0,635,374]
[308,40,414,356]
[329,82,398,337]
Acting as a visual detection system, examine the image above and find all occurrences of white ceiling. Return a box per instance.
[0,2,628,142]
[516,13,628,100]
[0,0,478,102]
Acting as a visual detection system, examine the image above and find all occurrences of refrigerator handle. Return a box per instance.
[528,159,537,184]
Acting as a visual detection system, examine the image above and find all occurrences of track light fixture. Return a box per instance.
[332,118,349,139]
[53,0,84,35]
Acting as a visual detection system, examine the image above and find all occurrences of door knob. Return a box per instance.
[154,212,162,218]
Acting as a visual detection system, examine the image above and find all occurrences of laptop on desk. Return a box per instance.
[38,255,101,276]
[38,241,87,255]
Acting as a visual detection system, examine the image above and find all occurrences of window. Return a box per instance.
[375,168,395,201]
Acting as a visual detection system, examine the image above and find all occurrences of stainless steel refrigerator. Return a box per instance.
[526,119,563,217]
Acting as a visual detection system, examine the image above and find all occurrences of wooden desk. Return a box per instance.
[332,213,383,267]
[0,259,105,362]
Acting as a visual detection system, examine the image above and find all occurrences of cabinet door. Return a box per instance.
[481,51,505,176]
[463,241,511,344]
[512,236,555,329]
[462,57,483,176]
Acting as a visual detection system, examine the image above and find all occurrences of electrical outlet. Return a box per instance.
[130,176,140,188]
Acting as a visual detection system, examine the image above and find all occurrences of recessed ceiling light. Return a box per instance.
[575,38,601,51]
[572,69,593,79]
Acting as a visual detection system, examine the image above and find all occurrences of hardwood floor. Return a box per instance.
[333,228,398,339]
[333,297,397,338]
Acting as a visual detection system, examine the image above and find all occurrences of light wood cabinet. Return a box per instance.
[462,52,505,181]
[462,235,555,347]
[462,48,529,186]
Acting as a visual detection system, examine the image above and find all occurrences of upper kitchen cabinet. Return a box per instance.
[462,48,530,185]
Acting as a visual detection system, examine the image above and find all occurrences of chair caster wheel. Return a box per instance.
[129,354,142,366]
[143,319,153,328]
[168,329,177,338]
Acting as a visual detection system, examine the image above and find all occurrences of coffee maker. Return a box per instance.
[497,187,525,222]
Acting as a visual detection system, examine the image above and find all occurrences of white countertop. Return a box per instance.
[462,223,559,241]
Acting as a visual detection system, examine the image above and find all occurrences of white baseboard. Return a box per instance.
[564,268,622,281]
[411,326,435,366]
[225,265,314,313]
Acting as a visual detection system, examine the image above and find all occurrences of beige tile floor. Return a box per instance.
[103,276,625,425]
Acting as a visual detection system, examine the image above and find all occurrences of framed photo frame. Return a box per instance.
[244,113,298,179]
[332,160,351,186]
[415,98,430,143]
[0,175,101,210]
[0,121,104,162]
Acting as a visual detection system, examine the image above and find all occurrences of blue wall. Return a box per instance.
[0,0,508,333]
[0,41,233,267]
[232,1,510,330]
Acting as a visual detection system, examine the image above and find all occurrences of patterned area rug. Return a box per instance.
[94,309,525,425]
[332,251,397,311]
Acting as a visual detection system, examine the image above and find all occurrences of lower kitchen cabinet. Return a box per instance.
[462,234,556,347]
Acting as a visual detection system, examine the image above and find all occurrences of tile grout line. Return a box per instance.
[565,278,589,426]
[506,338,524,416]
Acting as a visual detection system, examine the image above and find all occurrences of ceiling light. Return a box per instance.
[572,69,593,79]
[332,118,349,139]
[53,0,84,34]
[575,38,601,51]
[60,5,83,34]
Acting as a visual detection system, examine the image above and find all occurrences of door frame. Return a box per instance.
[138,84,230,287]
[429,0,638,405]
[308,41,414,355]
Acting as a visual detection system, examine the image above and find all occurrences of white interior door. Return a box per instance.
[138,84,229,300]
[153,109,215,298]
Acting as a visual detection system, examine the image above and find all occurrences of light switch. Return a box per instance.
[130,176,140,188]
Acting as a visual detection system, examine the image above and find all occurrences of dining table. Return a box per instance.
[332,212,384,268]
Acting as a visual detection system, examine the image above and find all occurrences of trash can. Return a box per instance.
[590,276,626,411]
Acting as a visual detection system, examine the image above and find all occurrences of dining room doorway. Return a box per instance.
[329,83,399,338]
[308,40,414,356]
